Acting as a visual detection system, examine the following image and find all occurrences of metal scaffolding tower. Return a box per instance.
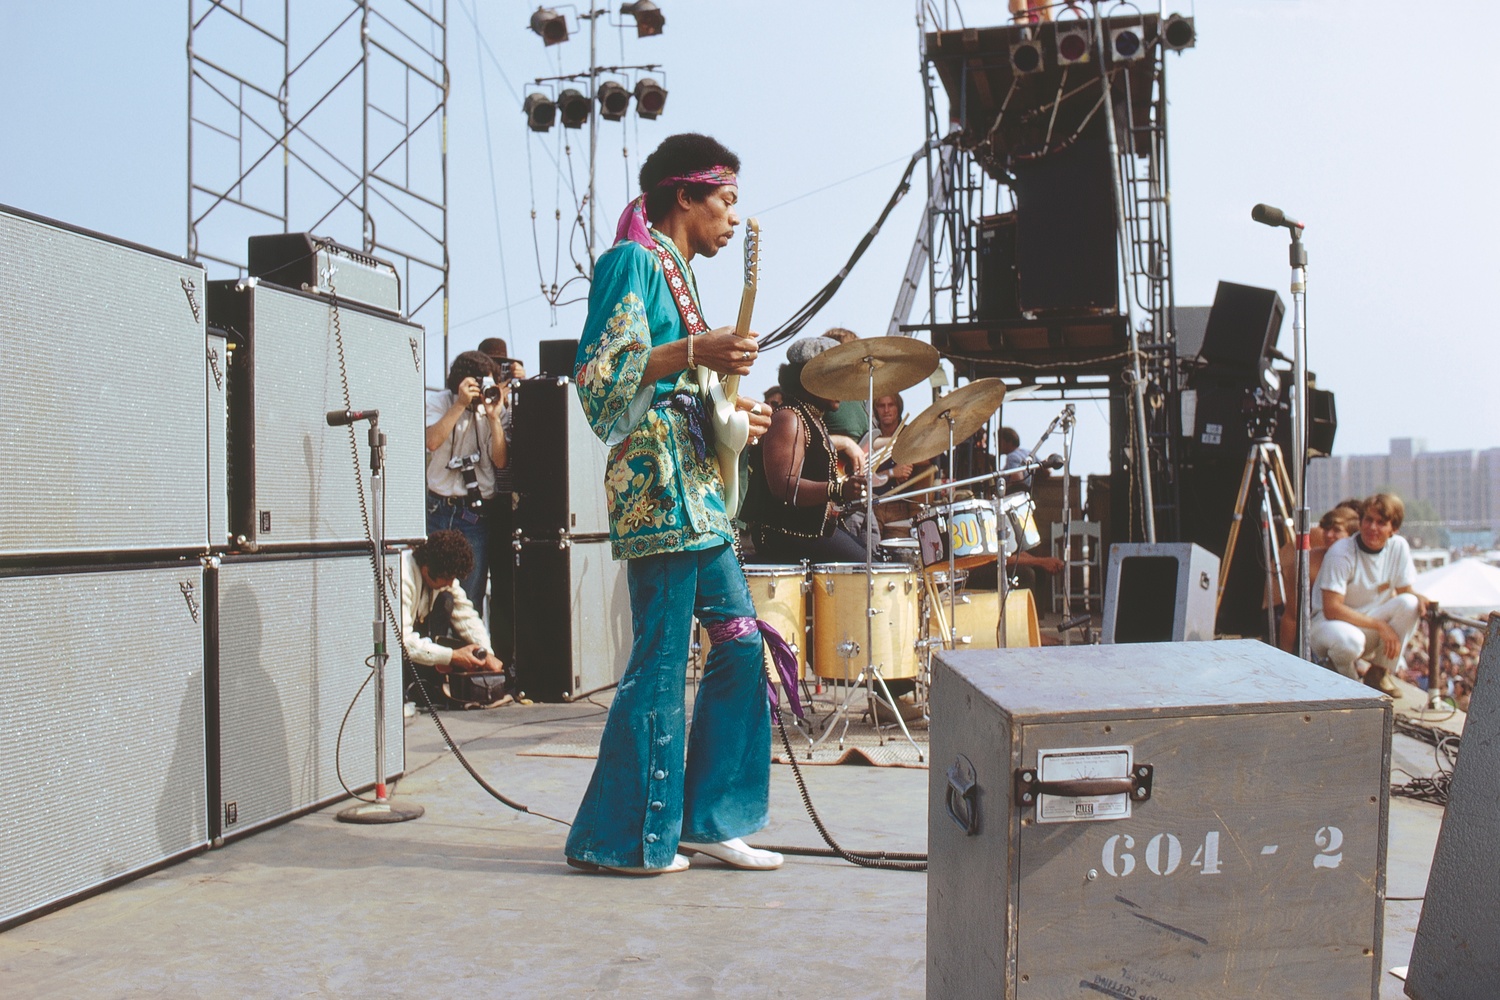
[912,4,1193,543]
[187,0,449,367]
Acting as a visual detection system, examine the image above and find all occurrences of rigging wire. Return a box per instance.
[461,0,514,339]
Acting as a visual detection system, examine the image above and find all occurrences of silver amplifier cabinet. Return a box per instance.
[0,563,209,930]
[215,549,405,840]
[207,329,229,548]
[209,278,426,550]
[0,204,209,558]
[247,233,401,316]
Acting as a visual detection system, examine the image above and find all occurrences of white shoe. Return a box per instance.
[678,836,783,870]
[566,853,690,875]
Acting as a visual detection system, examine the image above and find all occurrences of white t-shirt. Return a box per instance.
[1312,534,1415,619]
[425,389,498,498]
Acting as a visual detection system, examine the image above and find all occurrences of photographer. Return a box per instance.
[400,530,507,707]
[425,350,509,616]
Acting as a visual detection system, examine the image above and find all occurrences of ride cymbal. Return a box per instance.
[892,378,1007,466]
[799,337,940,402]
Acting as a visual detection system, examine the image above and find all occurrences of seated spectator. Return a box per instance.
[1276,505,1360,652]
[401,530,507,707]
[1310,493,1428,693]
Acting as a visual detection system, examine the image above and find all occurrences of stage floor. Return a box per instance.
[0,670,1451,999]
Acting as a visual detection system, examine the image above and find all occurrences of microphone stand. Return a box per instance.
[1288,227,1311,660]
[338,413,424,824]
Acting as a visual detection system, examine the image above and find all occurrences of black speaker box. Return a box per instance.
[513,538,629,702]
[976,213,1020,322]
[1307,386,1338,457]
[538,338,579,377]
[1012,119,1118,315]
[1198,281,1284,372]
[510,378,609,537]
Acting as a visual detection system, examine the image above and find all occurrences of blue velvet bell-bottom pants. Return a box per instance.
[565,542,770,869]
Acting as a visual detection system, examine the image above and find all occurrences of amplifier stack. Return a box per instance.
[0,206,419,929]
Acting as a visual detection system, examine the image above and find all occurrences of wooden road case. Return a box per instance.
[928,640,1391,999]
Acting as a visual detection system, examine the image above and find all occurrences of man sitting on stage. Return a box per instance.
[400,529,507,707]
[1310,492,1428,692]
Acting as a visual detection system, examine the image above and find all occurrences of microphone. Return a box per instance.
[1251,203,1304,231]
[1045,453,1065,469]
[326,408,380,426]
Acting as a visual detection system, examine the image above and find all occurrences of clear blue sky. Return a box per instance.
[4,0,1497,477]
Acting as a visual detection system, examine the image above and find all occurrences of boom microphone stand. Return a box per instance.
[1253,204,1312,659]
[329,408,424,825]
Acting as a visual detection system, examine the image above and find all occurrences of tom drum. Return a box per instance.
[810,563,920,681]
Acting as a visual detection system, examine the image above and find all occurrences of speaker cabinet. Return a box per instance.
[513,538,630,702]
[215,549,405,840]
[1406,618,1500,998]
[1101,542,1220,643]
[208,279,426,551]
[1197,281,1284,373]
[510,377,610,537]
[976,213,1020,322]
[0,563,209,930]
[538,338,579,378]
[207,329,229,549]
[1012,120,1118,315]
[928,641,1390,1000]
[0,205,210,559]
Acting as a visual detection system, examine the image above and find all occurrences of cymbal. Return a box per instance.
[799,337,940,402]
[892,378,1007,466]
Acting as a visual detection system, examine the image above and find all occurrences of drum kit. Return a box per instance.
[735,336,1052,757]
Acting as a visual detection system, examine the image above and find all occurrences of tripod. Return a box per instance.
[1215,435,1296,642]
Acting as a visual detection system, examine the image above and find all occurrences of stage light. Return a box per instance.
[633,78,667,119]
[597,81,630,121]
[1055,23,1091,65]
[620,1,665,37]
[558,88,591,128]
[523,92,556,132]
[1162,14,1195,51]
[1110,25,1145,62]
[1010,39,1044,75]
[529,7,569,45]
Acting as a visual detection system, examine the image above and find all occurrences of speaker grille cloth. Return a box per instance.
[217,552,404,835]
[0,210,208,555]
[0,566,208,925]
[245,285,425,547]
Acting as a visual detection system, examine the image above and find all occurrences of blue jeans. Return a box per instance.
[426,494,489,619]
[565,542,770,869]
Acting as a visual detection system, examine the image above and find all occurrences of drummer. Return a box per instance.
[741,337,869,563]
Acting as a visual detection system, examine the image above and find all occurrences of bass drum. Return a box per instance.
[695,563,808,682]
[810,563,920,681]
[927,588,1041,649]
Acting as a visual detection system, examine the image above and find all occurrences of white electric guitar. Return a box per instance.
[699,218,759,518]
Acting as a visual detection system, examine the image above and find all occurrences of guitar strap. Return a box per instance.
[648,239,709,337]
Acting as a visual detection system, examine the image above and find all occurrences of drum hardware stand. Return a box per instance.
[1057,405,1079,645]
[1215,410,1297,641]
[334,410,424,825]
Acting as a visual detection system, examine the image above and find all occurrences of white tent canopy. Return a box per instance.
[1412,558,1500,617]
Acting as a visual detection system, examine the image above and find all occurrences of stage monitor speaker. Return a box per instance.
[1101,542,1219,643]
[538,338,579,377]
[1011,119,1118,315]
[1407,617,1500,998]
[928,640,1390,1000]
[0,562,209,930]
[208,279,426,551]
[513,537,630,702]
[975,213,1020,322]
[215,549,405,841]
[511,377,609,537]
[1307,386,1337,457]
[0,204,210,560]
[1198,281,1284,373]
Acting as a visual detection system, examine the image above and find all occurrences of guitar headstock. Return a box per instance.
[742,217,760,292]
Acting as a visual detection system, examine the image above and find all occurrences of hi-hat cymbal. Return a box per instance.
[799,337,940,402]
[892,378,1007,466]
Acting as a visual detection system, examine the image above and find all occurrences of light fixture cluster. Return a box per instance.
[523,78,669,132]
[527,3,666,44]
[1008,13,1193,76]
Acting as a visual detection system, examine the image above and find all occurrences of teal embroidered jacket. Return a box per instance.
[574,233,733,560]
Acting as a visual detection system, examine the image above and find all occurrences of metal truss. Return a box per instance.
[188,0,449,366]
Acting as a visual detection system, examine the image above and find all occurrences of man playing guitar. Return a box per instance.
[566,133,781,875]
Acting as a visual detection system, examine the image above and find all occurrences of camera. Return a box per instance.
[446,451,484,507]
[478,375,502,407]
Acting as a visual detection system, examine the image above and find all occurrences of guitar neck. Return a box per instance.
[724,285,756,399]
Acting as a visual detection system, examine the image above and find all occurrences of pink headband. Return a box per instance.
[615,166,738,249]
